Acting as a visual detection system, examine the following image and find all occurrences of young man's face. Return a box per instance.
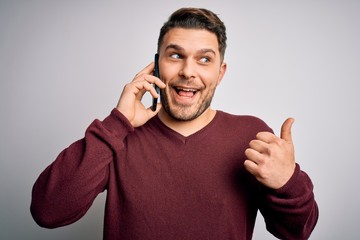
[158,28,226,121]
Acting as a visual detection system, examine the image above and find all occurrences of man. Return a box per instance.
[31,7,318,240]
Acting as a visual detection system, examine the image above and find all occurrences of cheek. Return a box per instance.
[160,63,179,81]
[160,68,177,85]
[201,71,221,87]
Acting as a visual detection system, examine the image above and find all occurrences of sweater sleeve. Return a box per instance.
[30,109,134,228]
[259,163,319,240]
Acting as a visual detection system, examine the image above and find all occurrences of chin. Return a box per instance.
[161,89,213,121]
[166,103,211,121]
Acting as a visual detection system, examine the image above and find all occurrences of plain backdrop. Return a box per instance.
[1,0,359,239]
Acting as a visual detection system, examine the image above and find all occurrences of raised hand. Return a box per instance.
[116,62,166,127]
[244,118,296,189]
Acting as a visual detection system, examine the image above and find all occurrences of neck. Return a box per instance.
[158,108,216,137]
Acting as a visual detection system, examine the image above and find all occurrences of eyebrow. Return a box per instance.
[165,44,216,56]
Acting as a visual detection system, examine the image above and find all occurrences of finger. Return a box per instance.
[244,159,258,176]
[280,118,294,142]
[249,139,268,153]
[132,72,165,89]
[255,131,278,144]
[132,80,160,101]
[244,148,264,164]
[147,83,161,99]
[153,77,166,89]
[133,74,166,91]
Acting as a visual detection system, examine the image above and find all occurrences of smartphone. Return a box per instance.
[151,53,160,111]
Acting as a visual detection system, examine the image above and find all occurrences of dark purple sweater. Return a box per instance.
[31,109,318,239]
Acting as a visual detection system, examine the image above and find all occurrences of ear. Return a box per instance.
[217,62,227,86]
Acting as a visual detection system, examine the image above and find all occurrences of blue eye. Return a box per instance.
[200,57,210,63]
[170,53,181,59]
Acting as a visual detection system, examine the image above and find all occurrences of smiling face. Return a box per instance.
[158,28,226,121]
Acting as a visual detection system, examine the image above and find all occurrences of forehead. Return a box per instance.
[160,28,219,54]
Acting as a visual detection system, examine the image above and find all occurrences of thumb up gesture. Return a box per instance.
[244,118,296,189]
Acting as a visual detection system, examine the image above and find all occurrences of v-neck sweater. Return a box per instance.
[31,109,318,240]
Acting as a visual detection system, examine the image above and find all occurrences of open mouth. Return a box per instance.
[174,87,198,97]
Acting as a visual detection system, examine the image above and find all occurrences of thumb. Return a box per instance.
[280,117,294,142]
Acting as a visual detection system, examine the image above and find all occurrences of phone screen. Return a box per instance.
[151,53,160,111]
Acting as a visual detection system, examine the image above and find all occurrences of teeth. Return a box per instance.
[177,88,197,92]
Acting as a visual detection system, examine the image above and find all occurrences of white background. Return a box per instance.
[1,0,359,239]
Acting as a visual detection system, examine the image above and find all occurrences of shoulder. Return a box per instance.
[215,111,273,134]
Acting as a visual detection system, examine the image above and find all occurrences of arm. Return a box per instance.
[259,164,319,239]
[31,61,165,228]
[245,118,318,239]
[30,109,133,228]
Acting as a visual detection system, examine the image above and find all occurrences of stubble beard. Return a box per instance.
[160,88,216,121]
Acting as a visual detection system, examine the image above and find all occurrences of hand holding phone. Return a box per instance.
[151,53,161,111]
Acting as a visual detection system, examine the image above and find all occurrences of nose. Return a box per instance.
[179,59,196,80]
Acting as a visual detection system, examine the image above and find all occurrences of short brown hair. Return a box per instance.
[157,8,227,62]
